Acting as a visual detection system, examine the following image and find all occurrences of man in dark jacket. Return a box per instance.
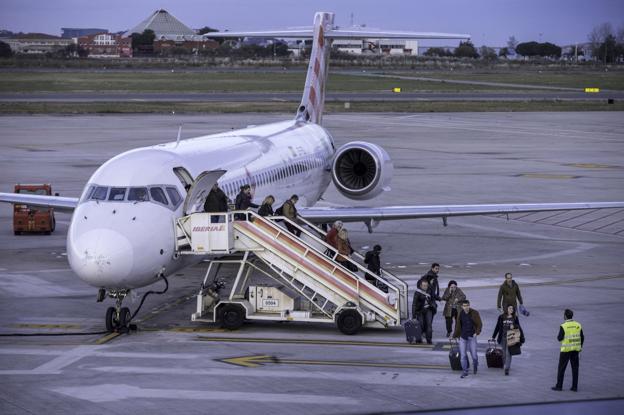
[203,183,229,223]
[453,300,482,378]
[364,245,382,286]
[497,273,524,312]
[280,194,301,236]
[421,263,441,299]
[412,280,436,344]
[234,184,258,220]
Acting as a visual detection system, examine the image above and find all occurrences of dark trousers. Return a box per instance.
[285,222,301,236]
[445,317,454,335]
[417,309,434,342]
[556,351,580,389]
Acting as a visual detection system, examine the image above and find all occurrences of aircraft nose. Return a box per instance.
[68,228,134,287]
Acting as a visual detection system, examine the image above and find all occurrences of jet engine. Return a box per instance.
[331,141,393,200]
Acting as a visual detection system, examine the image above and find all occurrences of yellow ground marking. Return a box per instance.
[219,354,448,370]
[94,332,121,345]
[584,87,600,93]
[11,324,81,329]
[519,173,578,180]
[565,163,618,169]
[196,336,433,349]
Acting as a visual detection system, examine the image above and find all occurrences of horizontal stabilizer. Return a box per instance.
[204,30,470,40]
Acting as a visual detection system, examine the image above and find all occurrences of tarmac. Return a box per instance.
[0,112,623,414]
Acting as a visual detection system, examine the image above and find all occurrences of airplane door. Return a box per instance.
[182,170,227,215]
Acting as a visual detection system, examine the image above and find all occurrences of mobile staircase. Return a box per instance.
[174,211,408,334]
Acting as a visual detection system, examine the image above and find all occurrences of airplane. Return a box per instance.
[1,12,623,332]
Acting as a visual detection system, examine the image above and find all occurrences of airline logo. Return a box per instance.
[192,225,226,232]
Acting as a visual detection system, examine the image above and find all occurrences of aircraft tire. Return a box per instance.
[105,307,116,332]
[336,309,362,335]
[119,307,131,328]
[220,304,245,330]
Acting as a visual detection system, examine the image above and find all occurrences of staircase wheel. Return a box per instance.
[220,304,245,330]
[337,309,362,335]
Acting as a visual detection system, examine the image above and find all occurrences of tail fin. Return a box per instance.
[295,12,334,124]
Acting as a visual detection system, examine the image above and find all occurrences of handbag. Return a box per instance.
[519,304,530,316]
[508,343,522,356]
[506,328,521,346]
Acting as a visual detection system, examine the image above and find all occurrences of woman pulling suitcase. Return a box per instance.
[491,305,525,375]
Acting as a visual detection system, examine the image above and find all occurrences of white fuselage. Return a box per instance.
[67,120,335,289]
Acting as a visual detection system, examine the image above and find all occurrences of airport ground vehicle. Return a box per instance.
[13,184,56,235]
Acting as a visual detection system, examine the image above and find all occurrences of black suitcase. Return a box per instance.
[404,319,422,344]
[486,340,504,368]
[449,338,469,371]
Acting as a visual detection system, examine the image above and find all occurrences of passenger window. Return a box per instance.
[84,185,96,201]
[166,187,182,208]
[128,187,149,202]
[91,186,108,200]
[150,187,169,205]
[109,187,126,201]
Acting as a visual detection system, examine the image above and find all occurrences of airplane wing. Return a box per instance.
[0,192,78,212]
[299,202,624,228]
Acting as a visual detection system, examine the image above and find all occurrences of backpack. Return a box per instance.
[274,205,284,222]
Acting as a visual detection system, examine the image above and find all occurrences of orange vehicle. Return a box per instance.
[13,184,56,235]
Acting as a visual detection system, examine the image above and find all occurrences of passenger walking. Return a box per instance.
[325,220,343,254]
[281,194,301,236]
[412,280,436,344]
[552,309,584,392]
[364,244,382,285]
[258,195,275,217]
[203,183,229,223]
[453,300,482,378]
[336,228,357,272]
[491,305,525,375]
[419,263,441,331]
[442,280,466,338]
[497,273,524,313]
[421,263,441,300]
[234,184,259,220]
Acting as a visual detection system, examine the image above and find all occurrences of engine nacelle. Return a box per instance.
[331,141,393,200]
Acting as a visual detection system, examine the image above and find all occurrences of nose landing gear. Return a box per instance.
[103,290,133,333]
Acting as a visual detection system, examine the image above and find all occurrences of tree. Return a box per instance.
[424,47,451,57]
[597,34,618,63]
[588,22,614,59]
[539,42,561,58]
[64,43,88,58]
[0,40,12,58]
[479,45,497,61]
[131,29,155,54]
[507,35,518,51]
[454,41,478,58]
[498,47,509,58]
[197,26,218,35]
[516,41,540,57]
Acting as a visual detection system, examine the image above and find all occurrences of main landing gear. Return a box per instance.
[98,288,134,333]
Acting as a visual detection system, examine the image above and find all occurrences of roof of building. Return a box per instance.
[124,9,196,38]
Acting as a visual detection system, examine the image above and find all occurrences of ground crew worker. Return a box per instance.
[497,272,524,312]
[552,309,584,392]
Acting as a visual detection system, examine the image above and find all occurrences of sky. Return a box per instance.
[0,0,622,46]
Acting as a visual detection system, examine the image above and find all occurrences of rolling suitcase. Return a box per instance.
[449,338,468,371]
[486,340,504,368]
[404,319,422,344]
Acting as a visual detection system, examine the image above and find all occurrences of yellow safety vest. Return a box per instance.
[560,320,582,352]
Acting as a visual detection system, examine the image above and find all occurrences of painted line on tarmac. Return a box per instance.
[50,384,359,404]
[218,353,448,370]
[94,332,121,345]
[133,292,195,323]
[196,335,434,349]
[465,274,624,290]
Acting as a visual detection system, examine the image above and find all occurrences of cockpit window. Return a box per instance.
[150,187,169,206]
[91,186,108,201]
[109,187,127,201]
[128,187,149,202]
[166,187,182,208]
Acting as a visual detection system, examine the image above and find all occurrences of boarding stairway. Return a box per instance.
[174,211,408,330]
